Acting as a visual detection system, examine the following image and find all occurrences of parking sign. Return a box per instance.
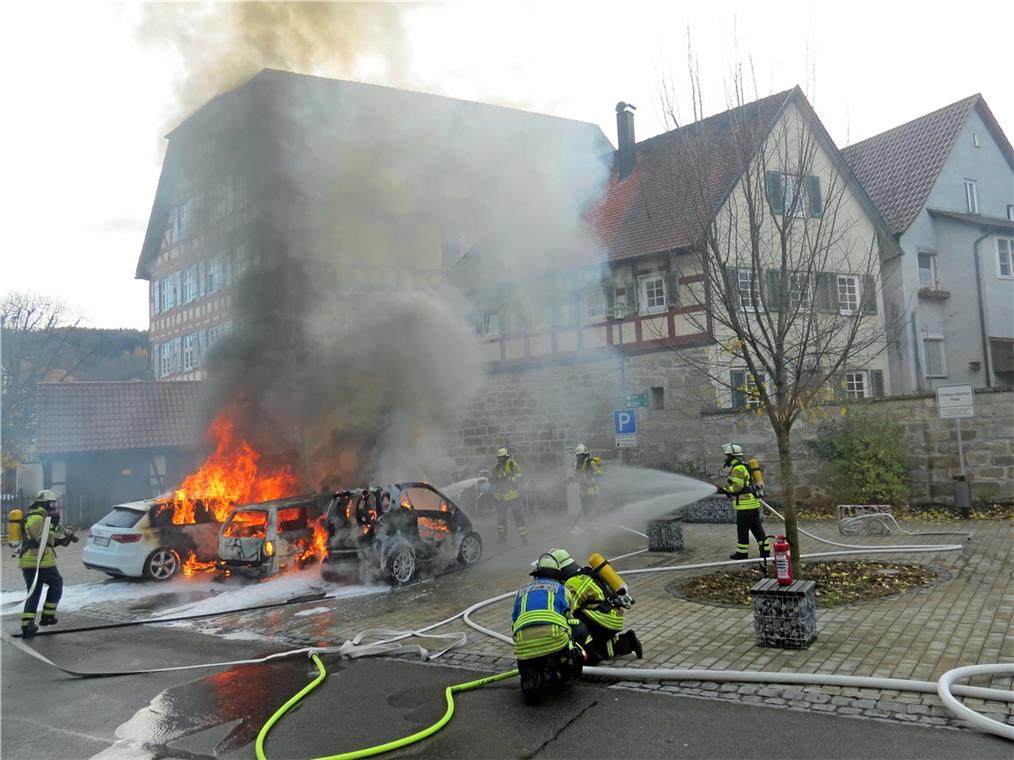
[613,408,637,435]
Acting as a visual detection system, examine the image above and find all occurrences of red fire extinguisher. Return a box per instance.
[773,535,793,586]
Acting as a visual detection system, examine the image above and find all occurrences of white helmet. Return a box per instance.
[34,489,60,504]
[496,447,509,458]
[722,443,743,457]
[575,444,589,456]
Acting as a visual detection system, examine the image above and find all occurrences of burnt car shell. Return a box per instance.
[217,494,324,579]
[322,482,482,585]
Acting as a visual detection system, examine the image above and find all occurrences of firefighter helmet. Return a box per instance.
[721,443,743,457]
[536,548,575,572]
[496,447,509,458]
[575,444,589,456]
[34,489,60,504]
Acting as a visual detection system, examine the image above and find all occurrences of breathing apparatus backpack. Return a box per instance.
[587,552,634,609]
[746,458,765,496]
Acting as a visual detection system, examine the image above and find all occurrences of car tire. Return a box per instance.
[457,532,483,566]
[143,548,180,581]
[386,545,417,586]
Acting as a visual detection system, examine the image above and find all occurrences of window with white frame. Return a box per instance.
[917,252,939,289]
[581,286,606,322]
[639,275,666,314]
[730,369,767,409]
[476,307,499,338]
[844,371,869,399]
[160,339,179,377]
[182,333,199,371]
[1006,204,1014,222]
[788,271,812,310]
[997,239,1014,279]
[206,257,222,294]
[182,266,198,303]
[964,179,979,214]
[782,175,806,217]
[737,268,762,311]
[922,334,947,378]
[836,275,859,314]
[159,276,175,312]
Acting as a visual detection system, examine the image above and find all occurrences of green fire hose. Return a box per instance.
[255,653,519,760]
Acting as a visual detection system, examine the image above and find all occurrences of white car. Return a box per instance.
[83,498,219,581]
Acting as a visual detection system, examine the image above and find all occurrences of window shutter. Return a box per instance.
[766,269,782,312]
[861,274,877,314]
[725,266,739,308]
[153,280,161,314]
[223,256,232,288]
[173,271,182,307]
[197,261,206,297]
[815,272,834,312]
[624,280,638,313]
[665,270,679,306]
[151,343,159,378]
[766,171,784,214]
[808,176,823,218]
[605,282,616,317]
[730,370,747,409]
[870,369,885,398]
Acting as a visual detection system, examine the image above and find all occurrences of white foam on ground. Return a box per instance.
[0,576,221,615]
[293,606,332,617]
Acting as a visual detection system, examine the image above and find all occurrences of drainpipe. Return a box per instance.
[972,230,992,387]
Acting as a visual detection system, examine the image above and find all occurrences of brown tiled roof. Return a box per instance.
[589,90,794,261]
[841,95,987,235]
[36,381,206,455]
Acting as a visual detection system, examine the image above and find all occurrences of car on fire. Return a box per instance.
[216,494,327,579]
[321,482,483,585]
[83,498,220,581]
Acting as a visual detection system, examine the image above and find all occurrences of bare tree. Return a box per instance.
[644,67,896,573]
[1,292,83,481]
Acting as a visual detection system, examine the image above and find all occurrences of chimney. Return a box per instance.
[616,101,637,180]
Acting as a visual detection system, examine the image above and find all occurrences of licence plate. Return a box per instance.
[92,535,110,546]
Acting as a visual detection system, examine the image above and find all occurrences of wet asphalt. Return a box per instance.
[2,612,1010,760]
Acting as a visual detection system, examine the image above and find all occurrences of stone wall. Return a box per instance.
[453,352,1013,506]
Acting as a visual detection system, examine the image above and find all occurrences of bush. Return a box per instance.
[808,414,909,505]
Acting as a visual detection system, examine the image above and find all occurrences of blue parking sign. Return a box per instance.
[613,408,637,435]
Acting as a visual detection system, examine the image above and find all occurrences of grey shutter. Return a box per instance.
[808,176,824,218]
[223,256,233,288]
[870,369,885,398]
[605,282,616,317]
[861,274,878,314]
[730,370,747,409]
[173,271,182,308]
[151,342,159,378]
[153,280,161,314]
[766,269,782,312]
[726,266,739,310]
[816,272,835,312]
[197,261,206,297]
[665,270,679,306]
[766,171,784,214]
[624,280,638,314]
[173,337,182,372]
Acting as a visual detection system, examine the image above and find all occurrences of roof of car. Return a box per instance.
[229,493,318,512]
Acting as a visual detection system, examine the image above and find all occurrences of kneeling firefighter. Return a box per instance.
[565,552,642,665]
[511,548,585,705]
[716,443,770,561]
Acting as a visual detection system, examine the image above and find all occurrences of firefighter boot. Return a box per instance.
[613,630,643,659]
[729,552,748,560]
[39,615,58,626]
[21,622,38,638]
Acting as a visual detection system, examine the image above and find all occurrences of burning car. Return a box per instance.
[321,482,483,585]
[216,494,328,579]
[83,498,219,581]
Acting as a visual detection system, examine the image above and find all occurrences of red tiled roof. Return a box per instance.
[588,90,794,261]
[36,381,206,455]
[841,95,984,235]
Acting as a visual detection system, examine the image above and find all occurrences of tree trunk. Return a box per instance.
[774,426,803,577]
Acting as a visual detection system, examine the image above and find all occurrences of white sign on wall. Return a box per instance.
[936,384,975,419]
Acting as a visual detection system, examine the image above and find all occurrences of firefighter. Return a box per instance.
[573,444,603,531]
[512,549,586,680]
[716,443,770,560]
[18,490,76,637]
[565,554,642,666]
[492,447,527,544]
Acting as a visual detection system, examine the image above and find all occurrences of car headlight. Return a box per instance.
[264,540,275,557]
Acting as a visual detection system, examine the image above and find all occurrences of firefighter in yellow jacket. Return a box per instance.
[716,443,770,560]
[18,490,76,637]
[565,552,642,665]
[573,444,603,530]
[492,447,527,544]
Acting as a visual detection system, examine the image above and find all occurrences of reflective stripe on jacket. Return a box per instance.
[565,573,624,632]
[18,508,57,569]
[512,578,573,660]
[576,457,602,497]
[493,459,522,502]
[726,459,760,511]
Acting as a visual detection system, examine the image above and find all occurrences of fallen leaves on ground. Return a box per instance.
[793,503,1012,521]
[671,561,939,607]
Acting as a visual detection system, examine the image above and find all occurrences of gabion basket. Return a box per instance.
[677,496,764,524]
[837,504,893,536]
[647,519,684,552]
[750,578,817,649]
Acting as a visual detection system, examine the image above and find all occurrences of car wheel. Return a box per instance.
[143,548,180,581]
[386,546,417,585]
[457,532,483,566]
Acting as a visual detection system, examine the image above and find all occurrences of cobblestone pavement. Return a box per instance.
[9,510,1013,735]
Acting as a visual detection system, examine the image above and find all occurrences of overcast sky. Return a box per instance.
[2,1,1011,330]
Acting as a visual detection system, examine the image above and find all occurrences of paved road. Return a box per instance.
[2,614,1008,760]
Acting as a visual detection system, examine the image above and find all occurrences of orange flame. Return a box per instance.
[182,551,217,577]
[298,517,330,563]
[164,409,298,525]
